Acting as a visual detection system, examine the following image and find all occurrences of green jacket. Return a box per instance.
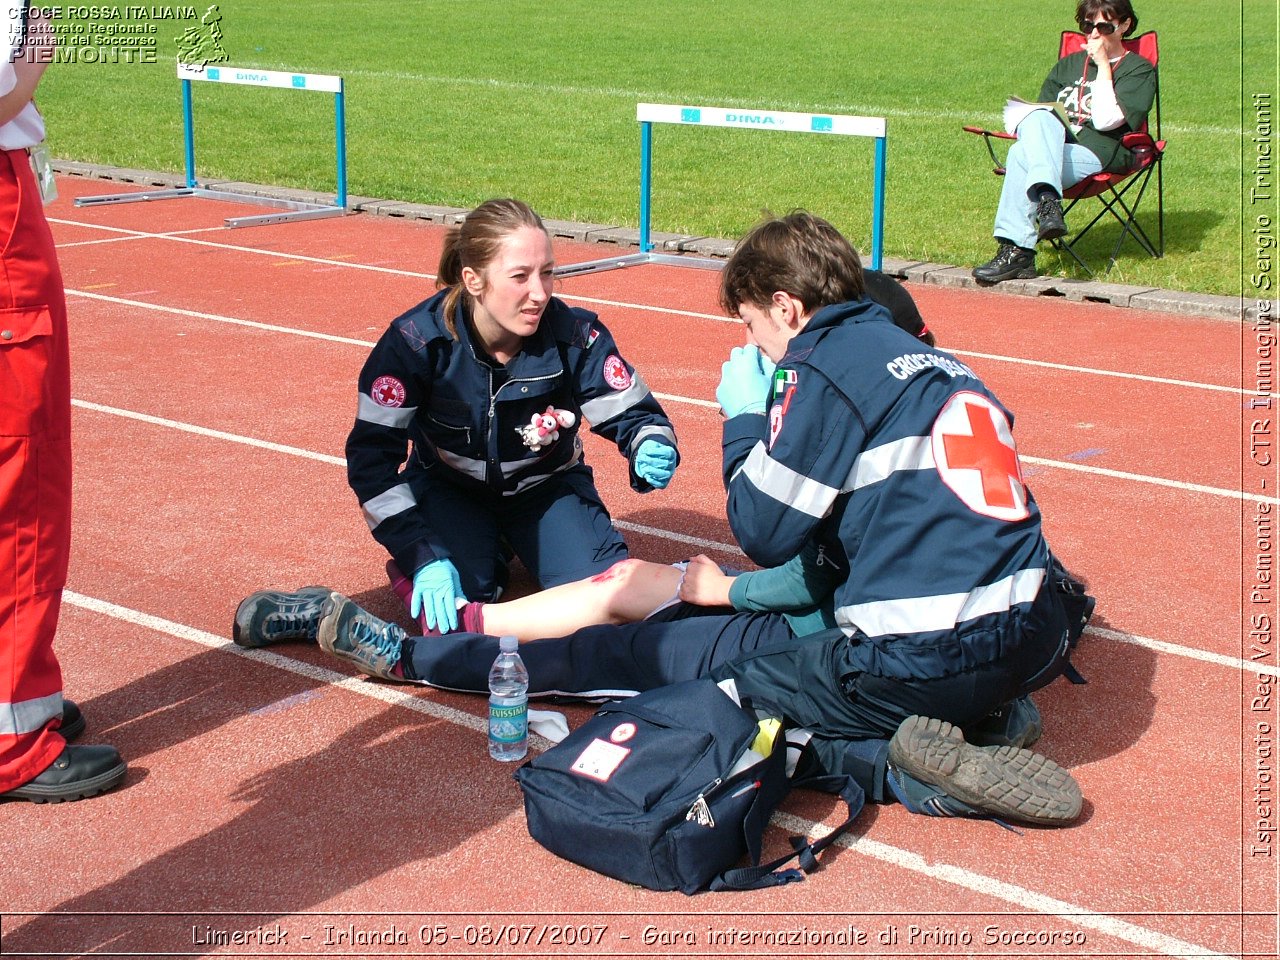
[728,539,841,636]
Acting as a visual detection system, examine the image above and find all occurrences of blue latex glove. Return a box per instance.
[634,439,677,489]
[716,345,775,418]
[411,558,467,632]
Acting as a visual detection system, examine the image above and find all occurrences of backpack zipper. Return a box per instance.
[685,777,722,827]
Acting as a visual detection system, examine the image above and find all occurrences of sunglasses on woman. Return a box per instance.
[1078,20,1119,35]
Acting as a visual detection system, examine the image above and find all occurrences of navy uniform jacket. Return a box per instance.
[721,298,1049,681]
[349,290,678,576]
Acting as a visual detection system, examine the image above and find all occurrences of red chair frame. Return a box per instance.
[963,31,1164,277]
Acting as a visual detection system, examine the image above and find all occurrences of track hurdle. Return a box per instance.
[76,64,348,228]
[555,103,886,279]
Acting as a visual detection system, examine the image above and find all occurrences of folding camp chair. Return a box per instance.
[963,30,1164,277]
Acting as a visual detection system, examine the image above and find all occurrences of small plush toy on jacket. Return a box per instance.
[517,406,577,450]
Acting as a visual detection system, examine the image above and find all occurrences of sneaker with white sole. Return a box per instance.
[316,592,406,680]
[887,715,1081,826]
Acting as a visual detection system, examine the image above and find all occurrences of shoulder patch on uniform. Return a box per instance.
[571,315,599,349]
[371,375,406,408]
[768,379,798,448]
[603,355,632,390]
[931,391,1028,521]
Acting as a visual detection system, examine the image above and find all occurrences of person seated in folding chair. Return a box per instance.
[243,211,1095,829]
[972,0,1155,283]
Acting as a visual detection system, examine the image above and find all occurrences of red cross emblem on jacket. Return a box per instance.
[931,391,1029,521]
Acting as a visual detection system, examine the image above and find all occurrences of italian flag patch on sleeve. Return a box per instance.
[773,368,797,397]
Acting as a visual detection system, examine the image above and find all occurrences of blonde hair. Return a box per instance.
[437,199,547,337]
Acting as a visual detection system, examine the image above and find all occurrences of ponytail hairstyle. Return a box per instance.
[720,210,864,317]
[437,198,548,337]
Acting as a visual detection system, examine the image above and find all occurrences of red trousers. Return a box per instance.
[0,147,70,790]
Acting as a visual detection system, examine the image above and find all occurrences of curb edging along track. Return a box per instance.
[53,160,1255,325]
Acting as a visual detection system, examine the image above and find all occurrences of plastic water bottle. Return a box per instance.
[488,635,528,761]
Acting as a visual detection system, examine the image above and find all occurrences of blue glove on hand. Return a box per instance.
[634,439,678,489]
[716,345,776,418]
[411,558,467,633]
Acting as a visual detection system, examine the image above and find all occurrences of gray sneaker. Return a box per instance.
[887,715,1082,826]
[233,586,330,648]
[316,592,406,680]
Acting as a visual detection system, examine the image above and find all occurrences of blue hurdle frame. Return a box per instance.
[556,103,887,279]
[77,65,348,228]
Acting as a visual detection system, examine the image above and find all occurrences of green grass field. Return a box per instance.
[40,0,1273,297]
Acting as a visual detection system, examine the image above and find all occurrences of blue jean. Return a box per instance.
[993,110,1104,249]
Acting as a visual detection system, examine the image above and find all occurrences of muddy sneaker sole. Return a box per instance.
[888,715,1082,825]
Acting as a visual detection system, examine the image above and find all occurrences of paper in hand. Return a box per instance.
[1003,96,1076,135]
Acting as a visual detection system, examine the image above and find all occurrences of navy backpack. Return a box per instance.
[514,677,864,894]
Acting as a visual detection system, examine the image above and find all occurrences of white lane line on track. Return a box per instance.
[55,225,230,248]
[64,324,1274,508]
[773,811,1236,960]
[70,399,348,467]
[57,234,171,249]
[69,283,1261,401]
[62,591,494,740]
[61,588,1235,960]
[653,390,719,410]
[614,520,737,554]
[1088,625,1280,679]
[68,289,380,348]
[69,396,1274,680]
[952,348,1273,400]
[52,219,437,279]
[1018,454,1279,506]
[59,230,1254,392]
[54,216,1259,384]
[68,398,740,553]
[54,221,725,319]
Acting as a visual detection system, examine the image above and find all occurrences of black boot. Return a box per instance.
[1035,196,1068,241]
[973,242,1037,283]
[0,745,127,803]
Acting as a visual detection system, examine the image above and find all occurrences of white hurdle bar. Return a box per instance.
[76,65,349,228]
[556,103,887,279]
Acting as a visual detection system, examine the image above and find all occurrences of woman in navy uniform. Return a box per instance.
[347,199,679,631]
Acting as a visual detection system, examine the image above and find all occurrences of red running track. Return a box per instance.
[0,177,1274,960]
